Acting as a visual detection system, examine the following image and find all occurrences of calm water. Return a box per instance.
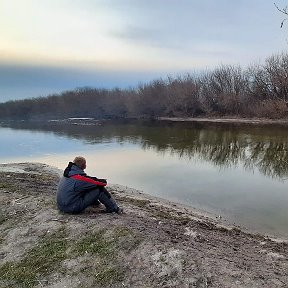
[1,119,288,238]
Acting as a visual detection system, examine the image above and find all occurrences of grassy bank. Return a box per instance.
[0,163,288,287]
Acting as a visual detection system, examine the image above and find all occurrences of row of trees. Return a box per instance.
[1,53,288,120]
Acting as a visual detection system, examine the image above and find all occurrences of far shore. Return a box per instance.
[2,116,288,126]
[158,116,288,125]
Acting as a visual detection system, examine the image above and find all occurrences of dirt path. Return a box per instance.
[0,163,287,288]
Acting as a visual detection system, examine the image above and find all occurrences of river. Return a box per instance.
[1,119,288,238]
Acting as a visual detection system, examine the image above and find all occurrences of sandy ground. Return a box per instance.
[0,162,288,288]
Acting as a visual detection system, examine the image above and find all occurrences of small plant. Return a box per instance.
[73,229,114,258]
[0,182,13,190]
[0,213,7,225]
[93,266,125,286]
[0,229,68,288]
[72,227,141,286]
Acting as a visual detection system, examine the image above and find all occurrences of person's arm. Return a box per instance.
[71,174,107,187]
[85,175,107,184]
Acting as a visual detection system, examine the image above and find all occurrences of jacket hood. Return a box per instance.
[63,162,85,177]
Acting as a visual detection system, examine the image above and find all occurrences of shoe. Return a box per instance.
[116,207,124,214]
[100,207,124,214]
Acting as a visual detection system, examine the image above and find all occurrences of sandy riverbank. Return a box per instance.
[0,162,288,287]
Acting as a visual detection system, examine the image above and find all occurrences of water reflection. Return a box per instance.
[1,119,288,180]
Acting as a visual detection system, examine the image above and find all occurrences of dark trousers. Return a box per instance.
[73,187,118,213]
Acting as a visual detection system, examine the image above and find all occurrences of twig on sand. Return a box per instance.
[35,279,48,287]
[51,218,66,223]
[11,195,30,205]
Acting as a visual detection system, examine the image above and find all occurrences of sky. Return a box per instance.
[0,0,288,102]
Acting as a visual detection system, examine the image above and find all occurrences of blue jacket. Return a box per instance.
[56,162,106,213]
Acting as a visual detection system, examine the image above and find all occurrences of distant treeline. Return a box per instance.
[1,53,288,120]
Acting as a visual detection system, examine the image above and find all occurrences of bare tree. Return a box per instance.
[274,2,288,27]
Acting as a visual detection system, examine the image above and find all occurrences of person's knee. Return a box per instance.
[100,188,111,198]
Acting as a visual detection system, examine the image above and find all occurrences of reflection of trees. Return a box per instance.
[245,142,288,179]
[1,120,288,179]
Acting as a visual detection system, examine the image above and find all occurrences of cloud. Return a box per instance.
[1,0,288,102]
[110,25,181,49]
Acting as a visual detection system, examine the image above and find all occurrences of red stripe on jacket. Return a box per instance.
[71,175,107,186]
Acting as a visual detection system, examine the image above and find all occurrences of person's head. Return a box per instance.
[73,156,86,170]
